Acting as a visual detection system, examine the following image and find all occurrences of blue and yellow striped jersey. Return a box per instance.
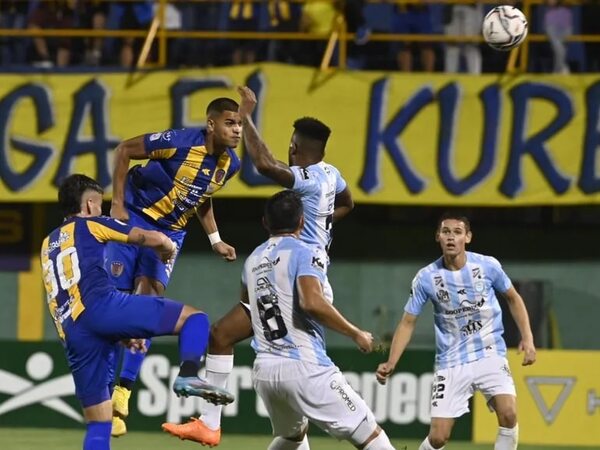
[41,216,132,339]
[125,128,241,231]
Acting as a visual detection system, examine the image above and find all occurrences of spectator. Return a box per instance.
[544,0,572,73]
[228,0,262,65]
[79,0,109,66]
[390,0,435,72]
[581,0,599,71]
[266,0,302,64]
[443,2,483,74]
[0,0,28,66]
[28,0,77,68]
[176,1,221,67]
[297,0,339,67]
[109,1,153,68]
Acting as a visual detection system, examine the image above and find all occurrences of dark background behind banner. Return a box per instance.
[0,204,31,271]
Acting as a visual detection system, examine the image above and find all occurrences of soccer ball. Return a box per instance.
[482,5,528,51]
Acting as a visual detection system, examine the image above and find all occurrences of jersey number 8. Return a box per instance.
[257,293,288,341]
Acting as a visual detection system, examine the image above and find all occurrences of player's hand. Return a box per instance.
[237,86,257,117]
[213,241,237,262]
[157,237,177,264]
[122,338,148,354]
[353,329,374,353]
[518,339,536,366]
[110,203,129,221]
[376,362,395,385]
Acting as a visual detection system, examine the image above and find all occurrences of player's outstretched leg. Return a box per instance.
[172,311,235,405]
[162,303,251,447]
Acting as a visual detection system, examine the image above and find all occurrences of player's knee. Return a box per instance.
[348,413,380,447]
[497,407,517,428]
[358,426,394,450]
[268,434,309,450]
[428,431,450,449]
[208,319,238,353]
[135,276,165,296]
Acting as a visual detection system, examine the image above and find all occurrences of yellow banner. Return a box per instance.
[1,65,600,205]
[473,349,600,447]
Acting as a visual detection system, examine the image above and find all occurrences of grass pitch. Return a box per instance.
[1,427,597,450]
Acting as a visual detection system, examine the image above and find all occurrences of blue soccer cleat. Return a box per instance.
[172,376,235,405]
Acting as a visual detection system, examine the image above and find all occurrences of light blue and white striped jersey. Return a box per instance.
[405,252,512,370]
[242,235,333,367]
[291,162,347,251]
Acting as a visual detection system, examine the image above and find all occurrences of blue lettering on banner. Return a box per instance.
[500,82,573,198]
[53,79,120,189]
[170,78,230,129]
[0,83,54,192]
[437,83,500,196]
[579,81,600,194]
[360,78,431,195]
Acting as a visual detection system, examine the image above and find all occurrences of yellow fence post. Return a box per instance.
[17,204,44,341]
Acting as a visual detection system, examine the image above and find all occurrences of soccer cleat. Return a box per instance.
[162,417,221,447]
[172,376,234,405]
[112,385,132,418]
[111,415,127,437]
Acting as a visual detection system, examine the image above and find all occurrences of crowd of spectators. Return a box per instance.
[0,0,598,72]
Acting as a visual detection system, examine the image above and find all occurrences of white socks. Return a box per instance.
[419,437,443,450]
[268,435,310,450]
[363,430,395,450]
[495,425,518,450]
[201,354,233,430]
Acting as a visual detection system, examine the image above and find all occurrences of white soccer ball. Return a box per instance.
[482,5,528,51]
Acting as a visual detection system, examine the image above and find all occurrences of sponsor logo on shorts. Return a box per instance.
[330,380,356,412]
[111,261,124,277]
[501,363,512,377]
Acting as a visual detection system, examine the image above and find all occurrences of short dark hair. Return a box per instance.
[206,97,239,116]
[293,117,331,145]
[437,211,471,232]
[58,174,103,217]
[264,190,303,235]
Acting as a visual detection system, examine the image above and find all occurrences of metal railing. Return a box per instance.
[0,0,597,72]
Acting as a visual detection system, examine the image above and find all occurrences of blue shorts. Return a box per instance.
[62,289,183,408]
[105,210,186,291]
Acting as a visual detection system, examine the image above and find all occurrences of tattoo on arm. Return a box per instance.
[136,234,146,245]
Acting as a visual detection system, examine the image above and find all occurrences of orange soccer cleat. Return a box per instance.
[162,417,221,447]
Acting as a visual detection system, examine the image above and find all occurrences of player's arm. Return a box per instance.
[111,135,147,220]
[237,86,295,188]
[502,286,537,366]
[333,187,354,224]
[376,312,418,385]
[297,275,373,352]
[127,227,177,263]
[195,198,236,262]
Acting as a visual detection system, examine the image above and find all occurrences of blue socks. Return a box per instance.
[178,312,210,376]
[83,421,111,450]
[119,338,152,388]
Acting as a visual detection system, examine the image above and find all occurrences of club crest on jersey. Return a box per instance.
[111,261,124,277]
[215,169,226,184]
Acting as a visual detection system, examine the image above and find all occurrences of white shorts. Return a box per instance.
[430,354,516,418]
[253,358,375,440]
